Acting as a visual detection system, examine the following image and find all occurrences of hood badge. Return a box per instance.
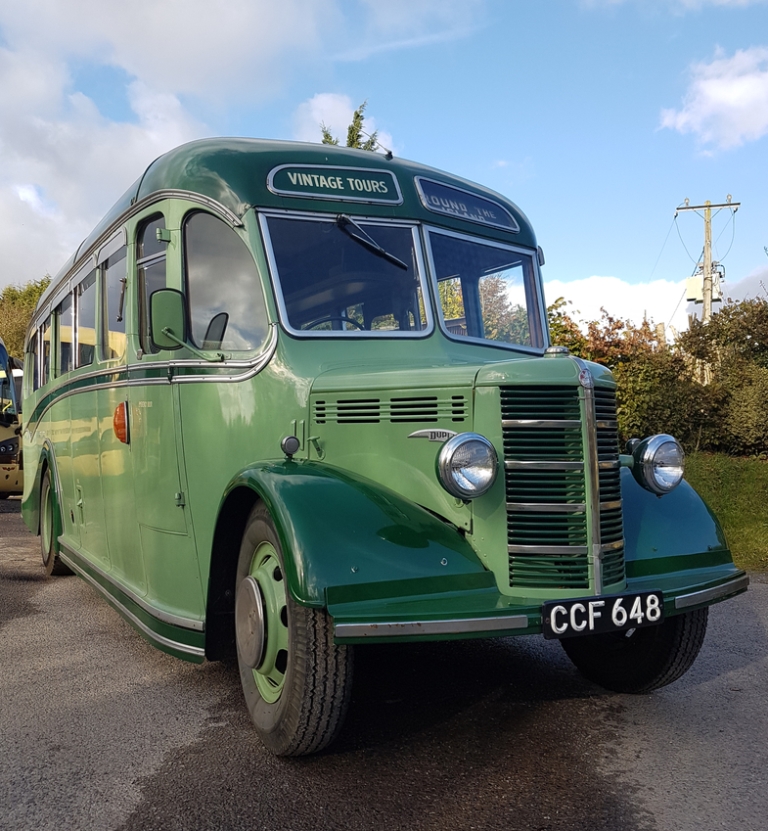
[578,368,594,389]
[408,429,458,443]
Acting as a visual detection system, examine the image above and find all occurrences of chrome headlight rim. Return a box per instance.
[632,433,685,495]
[437,432,498,500]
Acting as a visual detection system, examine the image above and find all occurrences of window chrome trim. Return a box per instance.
[259,211,434,339]
[423,225,549,353]
[97,228,128,267]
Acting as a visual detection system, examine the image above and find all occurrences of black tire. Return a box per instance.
[560,608,708,693]
[40,470,71,576]
[234,502,353,756]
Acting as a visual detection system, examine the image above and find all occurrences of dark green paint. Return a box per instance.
[226,461,490,607]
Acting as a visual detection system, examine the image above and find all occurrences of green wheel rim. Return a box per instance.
[249,541,289,704]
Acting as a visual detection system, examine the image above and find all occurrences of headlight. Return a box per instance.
[631,434,685,495]
[437,433,498,499]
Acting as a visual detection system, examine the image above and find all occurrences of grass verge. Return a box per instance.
[685,452,768,573]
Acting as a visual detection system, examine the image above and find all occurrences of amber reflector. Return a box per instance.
[113,402,130,444]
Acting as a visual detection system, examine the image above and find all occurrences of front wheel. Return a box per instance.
[560,608,708,693]
[234,502,353,756]
[40,470,71,576]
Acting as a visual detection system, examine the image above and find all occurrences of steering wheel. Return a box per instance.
[304,315,365,331]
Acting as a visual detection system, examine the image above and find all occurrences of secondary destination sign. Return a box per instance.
[415,177,519,232]
[268,165,403,205]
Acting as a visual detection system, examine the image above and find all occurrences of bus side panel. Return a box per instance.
[69,386,109,567]
[128,381,204,619]
[99,385,145,593]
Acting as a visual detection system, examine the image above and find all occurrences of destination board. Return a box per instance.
[268,165,403,205]
[415,177,519,232]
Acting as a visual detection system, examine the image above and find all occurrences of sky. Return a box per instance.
[1,0,767,334]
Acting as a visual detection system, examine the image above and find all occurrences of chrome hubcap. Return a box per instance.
[235,575,266,670]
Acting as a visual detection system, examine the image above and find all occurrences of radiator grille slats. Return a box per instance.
[502,384,625,591]
[314,395,467,424]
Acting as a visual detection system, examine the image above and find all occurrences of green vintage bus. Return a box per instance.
[1,337,23,498]
[22,139,747,755]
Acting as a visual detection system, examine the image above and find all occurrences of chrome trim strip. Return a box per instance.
[674,575,749,610]
[598,460,621,470]
[600,500,622,511]
[502,419,581,429]
[60,543,205,631]
[507,502,586,513]
[505,460,584,471]
[509,544,589,555]
[25,329,278,438]
[600,540,624,553]
[61,553,206,658]
[334,614,530,638]
[572,358,603,595]
[596,420,618,430]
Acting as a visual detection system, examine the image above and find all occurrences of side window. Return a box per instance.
[76,270,97,368]
[56,292,74,376]
[137,216,167,354]
[41,317,52,387]
[29,330,40,392]
[103,247,127,362]
[184,212,268,351]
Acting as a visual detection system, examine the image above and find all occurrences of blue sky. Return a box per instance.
[1,0,767,333]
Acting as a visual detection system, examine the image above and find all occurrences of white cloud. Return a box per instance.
[661,47,768,149]
[292,93,395,153]
[0,0,481,291]
[543,275,689,333]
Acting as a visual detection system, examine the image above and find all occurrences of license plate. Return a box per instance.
[542,591,665,639]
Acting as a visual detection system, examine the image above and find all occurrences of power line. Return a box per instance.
[648,217,676,281]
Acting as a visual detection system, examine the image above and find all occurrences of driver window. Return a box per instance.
[183,212,268,352]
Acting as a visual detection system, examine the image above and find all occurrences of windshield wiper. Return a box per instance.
[336,215,409,271]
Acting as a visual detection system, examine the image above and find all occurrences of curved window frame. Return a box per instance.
[181,209,271,355]
[259,210,434,339]
[423,225,550,355]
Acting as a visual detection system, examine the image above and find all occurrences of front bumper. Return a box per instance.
[329,564,749,644]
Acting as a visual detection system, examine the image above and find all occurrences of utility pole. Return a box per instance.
[676,196,740,323]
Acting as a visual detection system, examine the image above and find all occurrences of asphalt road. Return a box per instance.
[1,496,766,831]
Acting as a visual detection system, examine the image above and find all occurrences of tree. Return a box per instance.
[0,276,50,357]
[321,101,379,151]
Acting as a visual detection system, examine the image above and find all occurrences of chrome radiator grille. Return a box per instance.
[501,385,625,591]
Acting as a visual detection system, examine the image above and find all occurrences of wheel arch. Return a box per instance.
[621,468,733,573]
[203,459,488,661]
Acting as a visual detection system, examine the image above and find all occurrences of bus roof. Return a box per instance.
[41,138,537,312]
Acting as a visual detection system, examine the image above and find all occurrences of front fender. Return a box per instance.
[227,460,493,607]
[621,467,733,577]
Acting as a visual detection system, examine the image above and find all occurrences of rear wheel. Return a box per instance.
[234,502,353,756]
[40,470,71,576]
[560,608,708,693]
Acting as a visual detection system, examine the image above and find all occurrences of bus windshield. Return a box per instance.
[263,214,429,335]
[427,229,544,349]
